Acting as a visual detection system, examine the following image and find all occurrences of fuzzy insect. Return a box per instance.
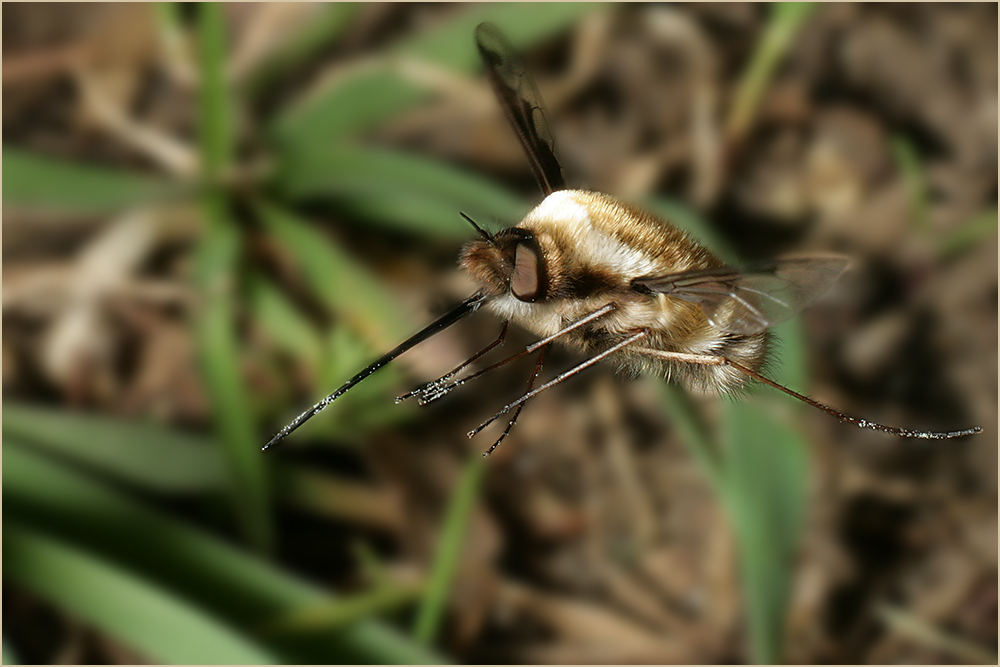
[263,22,980,454]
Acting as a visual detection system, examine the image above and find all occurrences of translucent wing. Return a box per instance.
[475,22,566,196]
[632,256,850,335]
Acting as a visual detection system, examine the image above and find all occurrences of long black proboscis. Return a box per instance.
[262,292,487,451]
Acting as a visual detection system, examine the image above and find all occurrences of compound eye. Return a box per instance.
[511,241,543,301]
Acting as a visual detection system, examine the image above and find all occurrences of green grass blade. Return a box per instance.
[941,207,998,258]
[253,203,416,444]
[397,3,597,71]
[254,201,408,347]
[2,403,227,494]
[891,136,930,233]
[193,2,270,547]
[720,320,810,663]
[4,523,278,664]
[412,456,487,645]
[274,465,402,529]
[194,195,271,549]
[262,582,425,637]
[2,147,178,214]
[2,637,19,665]
[197,2,233,180]
[308,323,412,441]
[721,401,807,663]
[245,271,324,368]
[662,318,811,663]
[275,146,529,239]
[3,443,447,664]
[726,2,816,145]
[308,180,508,240]
[270,68,426,155]
[648,190,813,665]
[270,3,595,151]
[769,318,809,390]
[242,3,360,96]
[4,403,399,525]
[658,382,725,494]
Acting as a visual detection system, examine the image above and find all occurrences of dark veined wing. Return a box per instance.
[632,256,851,335]
[475,22,565,196]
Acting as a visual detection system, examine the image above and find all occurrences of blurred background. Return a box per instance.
[3,2,996,664]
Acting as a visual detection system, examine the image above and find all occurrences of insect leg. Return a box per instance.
[413,302,617,406]
[631,347,727,366]
[483,345,548,458]
[725,359,982,440]
[468,329,649,439]
[635,346,981,440]
[396,321,509,403]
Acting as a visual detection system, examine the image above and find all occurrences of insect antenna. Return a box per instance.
[460,211,493,242]
[263,291,487,451]
[725,359,983,440]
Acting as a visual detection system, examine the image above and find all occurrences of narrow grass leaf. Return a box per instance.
[720,319,810,663]
[252,203,415,445]
[352,540,393,589]
[3,443,446,664]
[270,68,426,153]
[2,147,177,214]
[396,2,598,72]
[941,207,997,258]
[662,316,811,664]
[194,195,271,550]
[261,582,424,637]
[194,2,269,546]
[270,3,595,151]
[891,136,930,233]
[2,637,18,665]
[197,2,233,180]
[658,382,724,494]
[413,456,487,645]
[254,201,408,348]
[245,271,324,369]
[721,399,807,664]
[275,146,529,239]
[769,319,809,391]
[4,403,400,527]
[241,3,360,96]
[2,403,226,493]
[274,465,404,531]
[726,2,816,145]
[4,523,278,664]
[306,323,412,442]
[318,182,507,241]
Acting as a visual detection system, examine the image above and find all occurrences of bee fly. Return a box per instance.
[263,22,981,454]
